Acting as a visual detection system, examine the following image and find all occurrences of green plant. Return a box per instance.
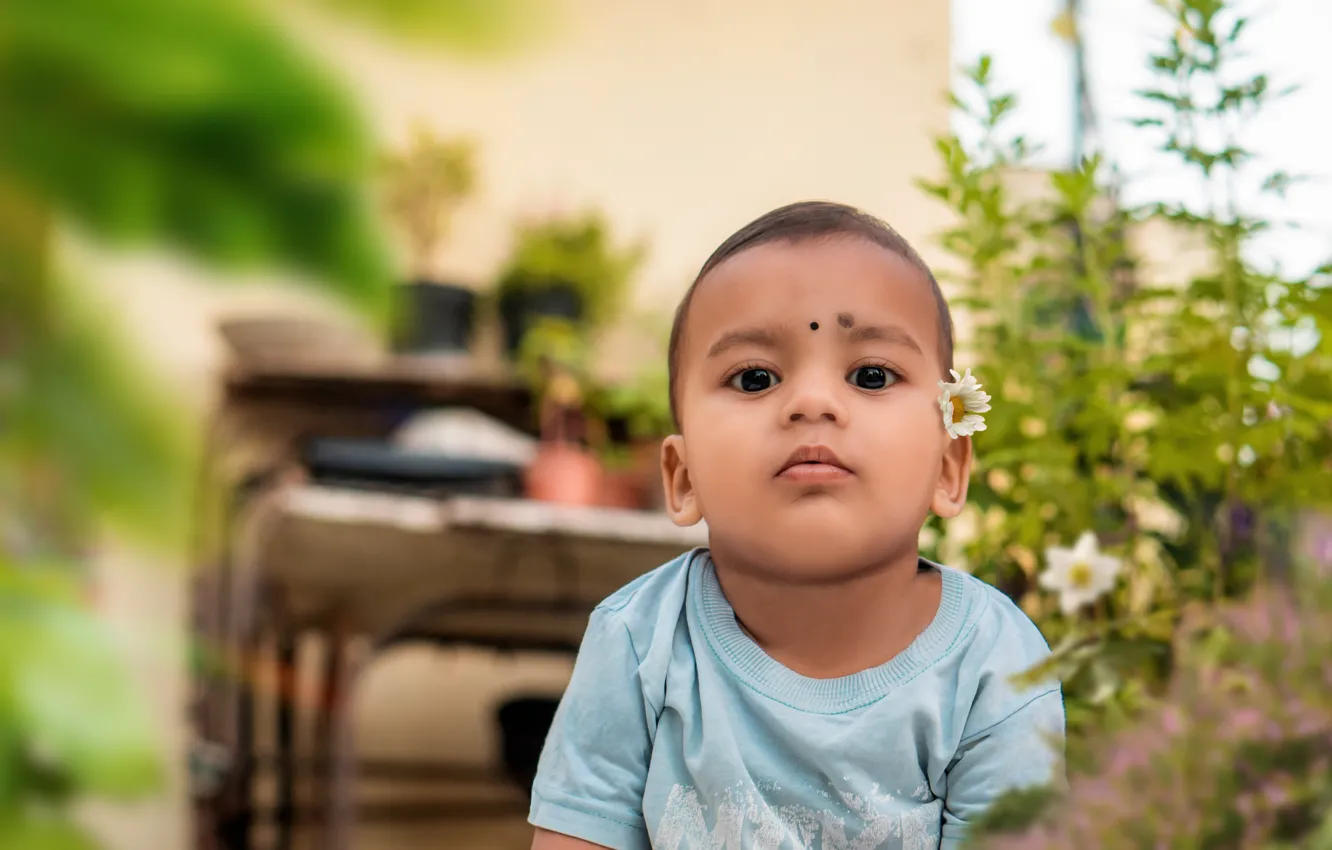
[380,125,477,278]
[0,0,531,845]
[515,317,595,391]
[917,0,1331,766]
[586,310,674,445]
[593,365,673,444]
[496,212,646,329]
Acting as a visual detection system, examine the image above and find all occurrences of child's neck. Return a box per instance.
[711,548,941,680]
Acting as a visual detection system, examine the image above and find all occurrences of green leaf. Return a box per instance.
[3,276,195,549]
[1260,170,1308,198]
[963,784,1062,845]
[293,0,547,54]
[1,0,393,315]
[975,54,996,84]
[989,94,1015,124]
[1225,16,1248,44]
[0,807,99,850]
[0,568,161,800]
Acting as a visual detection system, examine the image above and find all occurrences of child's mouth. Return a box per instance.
[777,461,854,483]
[777,445,853,482]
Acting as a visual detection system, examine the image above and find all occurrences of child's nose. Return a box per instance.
[780,378,848,426]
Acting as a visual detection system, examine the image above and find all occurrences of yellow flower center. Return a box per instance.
[950,396,967,424]
[1068,561,1094,589]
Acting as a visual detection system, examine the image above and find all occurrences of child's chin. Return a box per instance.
[734,526,906,582]
[771,496,871,527]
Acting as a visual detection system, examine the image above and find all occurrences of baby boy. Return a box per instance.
[529,201,1065,850]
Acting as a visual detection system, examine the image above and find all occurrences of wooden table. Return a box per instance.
[192,361,704,850]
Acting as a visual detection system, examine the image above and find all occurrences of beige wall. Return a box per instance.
[302,0,954,311]
[88,3,952,847]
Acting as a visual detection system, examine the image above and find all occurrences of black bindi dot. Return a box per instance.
[809,321,819,331]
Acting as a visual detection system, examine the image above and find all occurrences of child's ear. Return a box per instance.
[661,435,703,526]
[931,435,973,519]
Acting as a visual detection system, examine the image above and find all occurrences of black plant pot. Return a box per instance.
[497,281,583,356]
[495,696,562,793]
[393,280,478,354]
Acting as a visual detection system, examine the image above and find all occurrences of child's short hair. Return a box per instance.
[666,201,955,428]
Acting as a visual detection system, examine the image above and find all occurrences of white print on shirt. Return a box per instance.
[655,780,942,850]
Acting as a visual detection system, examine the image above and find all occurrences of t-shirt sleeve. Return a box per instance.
[939,687,1066,848]
[529,605,655,850]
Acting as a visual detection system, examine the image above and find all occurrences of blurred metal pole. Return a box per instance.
[1068,0,1093,166]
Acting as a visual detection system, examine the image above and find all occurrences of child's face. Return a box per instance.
[662,237,971,581]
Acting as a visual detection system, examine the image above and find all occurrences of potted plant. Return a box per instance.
[591,363,674,510]
[514,318,669,510]
[380,125,479,353]
[516,318,607,506]
[494,212,646,355]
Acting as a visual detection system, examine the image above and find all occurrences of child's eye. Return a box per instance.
[848,365,897,390]
[729,368,780,393]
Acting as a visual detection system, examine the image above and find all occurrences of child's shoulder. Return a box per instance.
[589,547,702,644]
[943,564,1052,664]
[595,547,700,613]
[934,564,1060,736]
[577,549,703,704]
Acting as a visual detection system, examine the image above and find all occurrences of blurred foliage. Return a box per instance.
[515,316,596,395]
[971,573,1332,849]
[587,311,674,445]
[0,0,528,846]
[516,310,673,470]
[379,125,478,278]
[592,362,674,444]
[0,567,161,801]
[294,0,549,54]
[917,0,1332,770]
[1,0,393,315]
[1,270,195,554]
[496,212,647,332]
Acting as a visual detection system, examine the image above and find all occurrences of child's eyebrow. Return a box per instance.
[706,326,783,359]
[846,323,923,355]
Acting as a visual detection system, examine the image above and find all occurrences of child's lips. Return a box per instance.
[776,445,854,482]
[777,462,854,483]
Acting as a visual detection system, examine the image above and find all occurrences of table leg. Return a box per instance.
[275,632,298,850]
[318,624,354,850]
[189,572,225,850]
[219,640,256,850]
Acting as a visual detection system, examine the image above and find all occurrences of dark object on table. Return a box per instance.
[393,280,478,354]
[496,696,562,793]
[302,438,522,497]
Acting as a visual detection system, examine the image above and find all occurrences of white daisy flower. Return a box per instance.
[1039,531,1123,616]
[937,368,992,439]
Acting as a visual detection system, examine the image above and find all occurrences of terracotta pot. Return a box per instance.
[599,468,644,510]
[524,444,604,506]
[632,440,666,510]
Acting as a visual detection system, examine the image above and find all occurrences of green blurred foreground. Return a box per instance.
[0,0,534,846]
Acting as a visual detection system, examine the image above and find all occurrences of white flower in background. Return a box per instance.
[1122,408,1159,434]
[1039,531,1123,615]
[1125,493,1186,540]
[1237,444,1257,467]
[937,368,991,439]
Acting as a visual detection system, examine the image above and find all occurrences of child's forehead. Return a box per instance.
[683,238,938,346]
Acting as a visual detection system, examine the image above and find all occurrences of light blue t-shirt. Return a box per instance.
[530,549,1064,850]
